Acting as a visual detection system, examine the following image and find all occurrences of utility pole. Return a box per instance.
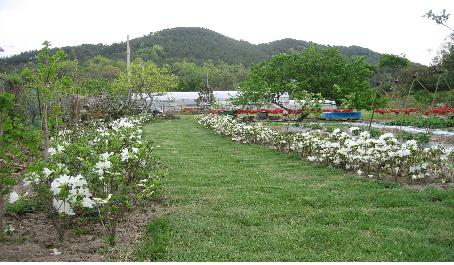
[127,35,131,101]
[127,35,131,75]
[206,73,209,88]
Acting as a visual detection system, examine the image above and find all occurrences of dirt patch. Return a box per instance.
[0,198,167,262]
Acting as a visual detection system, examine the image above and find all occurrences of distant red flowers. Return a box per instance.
[374,105,454,116]
[209,108,353,115]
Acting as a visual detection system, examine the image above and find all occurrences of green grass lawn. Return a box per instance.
[136,116,454,261]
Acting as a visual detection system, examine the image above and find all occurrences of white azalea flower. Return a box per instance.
[93,194,112,205]
[43,168,53,177]
[99,152,113,161]
[96,160,112,170]
[56,145,65,152]
[82,197,95,208]
[8,191,19,203]
[50,248,62,256]
[121,148,130,161]
[53,198,75,215]
[307,156,317,162]
[48,147,57,157]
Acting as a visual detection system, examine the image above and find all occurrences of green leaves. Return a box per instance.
[34,41,68,102]
[112,61,177,99]
[0,92,15,113]
[379,54,409,70]
[237,47,374,110]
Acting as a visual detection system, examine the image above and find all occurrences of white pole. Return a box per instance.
[127,35,131,101]
[127,35,131,76]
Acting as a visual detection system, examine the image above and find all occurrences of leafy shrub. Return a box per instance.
[6,198,41,215]
[303,123,323,130]
[396,131,432,144]
[349,126,382,138]
[386,117,454,129]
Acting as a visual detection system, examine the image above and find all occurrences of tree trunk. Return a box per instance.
[1,86,4,139]
[0,105,4,233]
[271,99,291,112]
[50,214,65,241]
[0,184,4,235]
[108,217,118,246]
[141,97,148,113]
[42,102,50,160]
[0,115,3,142]
[74,94,80,125]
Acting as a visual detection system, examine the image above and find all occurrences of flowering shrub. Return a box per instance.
[15,114,162,244]
[199,114,452,184]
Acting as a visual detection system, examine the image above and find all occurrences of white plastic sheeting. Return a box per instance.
[138,90,336,111]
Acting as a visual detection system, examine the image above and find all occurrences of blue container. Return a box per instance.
[320,112,362,120]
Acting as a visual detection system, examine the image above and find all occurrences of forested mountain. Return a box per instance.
[0,27,383,72]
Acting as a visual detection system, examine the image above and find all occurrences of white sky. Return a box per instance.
[0,0,453,65]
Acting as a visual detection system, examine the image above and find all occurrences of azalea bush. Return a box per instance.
[199,114,452,184]
[11,114,162,244]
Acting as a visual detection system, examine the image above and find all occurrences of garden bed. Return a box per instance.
[200,115,453,185]
[0,199,165,261]
[266,120,454,152]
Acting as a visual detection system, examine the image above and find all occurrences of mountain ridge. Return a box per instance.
[0,27,386,71]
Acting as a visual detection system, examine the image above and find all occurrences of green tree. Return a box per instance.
[235,47,374,112]
[31,41,68,160]
[379,54,409,73]
[172,60,248,91]
[136,44,165,63]
[80,56,125,81]
[113,60,177,111]
[172,61,204,91]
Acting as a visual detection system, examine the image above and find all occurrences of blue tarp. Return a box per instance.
[320,112,362,120]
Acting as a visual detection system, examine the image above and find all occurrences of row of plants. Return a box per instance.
[199,114,452,183]
[294,122,433,144]
[384,116,454,129]
[5,114,163,245]
[375,105,454,116]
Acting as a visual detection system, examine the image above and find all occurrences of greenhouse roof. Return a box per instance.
[152,91,240,101]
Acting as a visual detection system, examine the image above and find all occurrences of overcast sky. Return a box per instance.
[0,0,453,65]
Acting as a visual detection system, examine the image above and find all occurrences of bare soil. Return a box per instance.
[0,198,166,262]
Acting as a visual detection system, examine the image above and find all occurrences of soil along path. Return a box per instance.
[138,116,454,262]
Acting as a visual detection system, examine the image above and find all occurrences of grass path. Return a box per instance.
[137,116,454,261]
